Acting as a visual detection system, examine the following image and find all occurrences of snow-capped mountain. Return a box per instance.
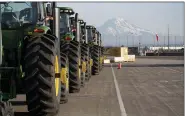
[97,17,156,36]
[97,17,183,47]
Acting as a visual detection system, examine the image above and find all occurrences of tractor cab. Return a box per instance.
[0,2,38,30]
[86,25,97,45]
[69,13,80,42]
[59,7,75,41]
[78,18,85,43]
[96,31,101,46]
[70,17,75,35]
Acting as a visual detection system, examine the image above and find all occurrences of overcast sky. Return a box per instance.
[58,2,184,36]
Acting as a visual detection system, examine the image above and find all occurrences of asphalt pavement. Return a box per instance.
[13,58,184,116]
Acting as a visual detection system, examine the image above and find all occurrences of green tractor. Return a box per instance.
[86,25,100,75]
[70,16,86,88]
[97,31,104,71]
[57,7,75,104]
[78,19,91,83]
[59,7,83,94]
[0,2,62,116]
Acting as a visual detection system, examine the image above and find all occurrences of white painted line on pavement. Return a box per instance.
[111,64,127,116]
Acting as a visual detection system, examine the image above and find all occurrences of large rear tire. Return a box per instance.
[89,46,93,77]
[101,46,104,69]
[0,101,14,116]
[60,40,70,103]
[80,56,86,88]
[89,55,92,79]
[99,46,104,71]
[24,34,61,116]
[68,41,81,93]
[92,45,100,75]
[60,40,70,55]
[99,46,102,71]
[81,44,89,82]
[60,53,69,104]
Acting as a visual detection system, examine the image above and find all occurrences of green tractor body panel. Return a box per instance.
[2,25,50,48]
[61,32,75,41]
[34,25,51,34]
[2,30,23,49]
[1,29,23,100]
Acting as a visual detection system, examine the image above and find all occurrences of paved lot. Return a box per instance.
[59,58,184,116]
[59,67,121,116]
[14,58,184,116]
[113,66,184,116]
[122,58,184,65]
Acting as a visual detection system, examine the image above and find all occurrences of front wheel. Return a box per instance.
[24,34,61,116]
[68,41,81,93]
[92,45,100,75]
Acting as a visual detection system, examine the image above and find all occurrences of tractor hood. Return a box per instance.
[61,32,75,41]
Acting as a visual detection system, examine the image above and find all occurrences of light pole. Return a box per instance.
[132,36,134,47]
[167,24,170,51]
[153,36,155,47]
[115,36,117,47]
[118,36,120,47]
[175,36,176,50]
[127,35,128,47]
[138,36,141,55]
[164,36,165,49]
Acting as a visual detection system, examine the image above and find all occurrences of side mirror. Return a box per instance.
[46,4,52,16]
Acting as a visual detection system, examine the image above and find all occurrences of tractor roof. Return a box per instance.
[70,17,74,19]
[58,7,75,15]
[78,18,85,24]
[86,25,96,29]
[58,7,74,11]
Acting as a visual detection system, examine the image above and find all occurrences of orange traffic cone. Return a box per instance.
[117,62,122,69]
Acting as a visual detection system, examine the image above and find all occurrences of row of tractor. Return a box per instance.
[0,2,104,116]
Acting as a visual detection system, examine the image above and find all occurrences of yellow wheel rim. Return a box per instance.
[78,59,81,79]
[61,67,69,91]
[54,56,60,96]
[65,66,69,90]
[82,61,86,73]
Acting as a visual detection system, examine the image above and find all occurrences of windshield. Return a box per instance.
[0,2,37,29]
[87,28,93,41]
[60,13,70,34]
